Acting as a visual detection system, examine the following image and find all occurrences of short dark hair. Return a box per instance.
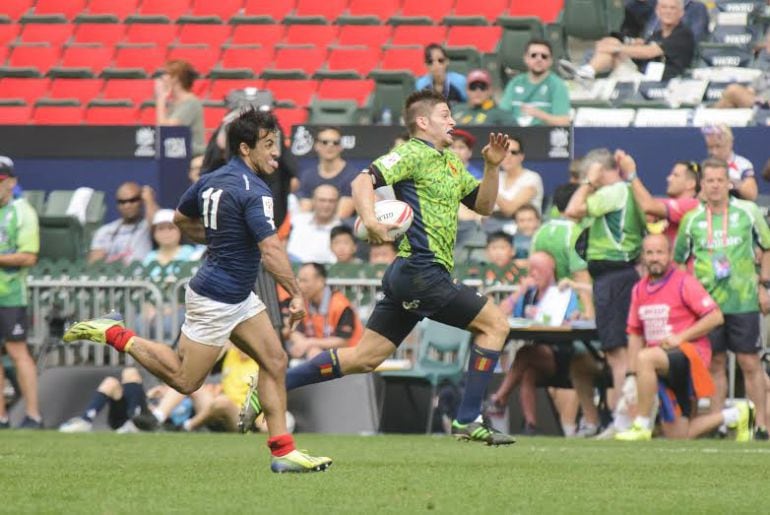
[509,135,524,154]
[525,38,553,55]
[674,160,701,193]
[301,262,327,279]
[330,224,355,242]
[514,204,540,221]
[404,89,448,135]
[424,43,446,63]
[316,126,342,138]
[552,183,578,213]
[226,108,278,157]
[486,231,513,247]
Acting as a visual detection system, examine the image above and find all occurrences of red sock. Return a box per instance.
[267,433,295,457]
[105,326,135,353]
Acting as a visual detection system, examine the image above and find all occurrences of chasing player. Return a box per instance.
[63,109,331,473]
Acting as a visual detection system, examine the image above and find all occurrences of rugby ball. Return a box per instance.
[353,200,413,241]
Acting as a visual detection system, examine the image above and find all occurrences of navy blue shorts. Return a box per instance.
[709,312,761,354]
[592,265,638,351]
[367,258,487,346]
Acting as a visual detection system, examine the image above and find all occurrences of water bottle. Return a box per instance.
[381,107,392,125]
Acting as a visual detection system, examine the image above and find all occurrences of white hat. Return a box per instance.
[152,209,176,226]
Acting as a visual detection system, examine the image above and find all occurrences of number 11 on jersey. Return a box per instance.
[202,187,223,230]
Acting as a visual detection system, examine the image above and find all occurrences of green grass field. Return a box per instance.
[1,431,767,514]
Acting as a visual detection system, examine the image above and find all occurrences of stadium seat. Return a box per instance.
[264,79,318,107]
[0,24,21,47]
[168,46,220,76]
[273,106,308,129]
[633,108,691,127]
[497,17,544,74]
[308,99,359,124]
[84,105,138,125]
[0,104,32,123]
[509,0,564,24]
[38,215,85,261]
[73,23,126,46]
[336,25,392,48]
[562,0,621,40]
[370,74,414,122]
[262,47,326,79]
[33,105,84,124]
[102,79,154,106]
[316,79,375,106]
[230,25,285,46]
[0,78,50,104]
[691,107,754,126]
[376,47,426,76]
[715,0,765,14]
[390,26,447,47]
[319,47,381,79]
[698,43,753,68]
[711,12,753,46]
[193,79,211,99]
[574,108,635,127]
[137,105,157,125]
[177,24,232,48]
[209,79,265,101]
[4,45,62,77]
[106,46,166,78]
[47,78,103,104]
[285,0,348,24]
[50,46,114,78]
[215,46,273,78]
[181,0,245,24]
[446,26,503,54]
[390,0,454,25]
[234,0,297,24]
[124,23,179,47]
[22,190,46,214]
[19,23,74,46]
[26,0,87,22]
[129,0,191,23]
[203,106,229,130]
[76,0,139,22]
[2,0,35,23]
[284,25,338,47]
[445,0,508,24]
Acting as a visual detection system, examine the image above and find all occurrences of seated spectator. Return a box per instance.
[484,231,521,285]
[392,131,411,150]
[702,124,758,201]
[489,252,601,436]
[451,129,484,250]
[330,225,362,264]
[283,263,363,360]
[452,69,507,126]
[559,0,694,82]
[512,205,541,262]
[500,39,571,127]
[714,33,770,111]
[482,137,544,235]
[297,127,357,219]
[643,0,709,43]
[59,367,149,433]
[287,184,340,264]
[369,241,398,266]
[155,60,205,157]
[88,181,157,265]
[415,44,467,104]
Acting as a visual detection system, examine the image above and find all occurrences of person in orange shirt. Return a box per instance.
[282,263,363,360]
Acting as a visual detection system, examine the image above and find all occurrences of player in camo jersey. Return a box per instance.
[675,158,770,440]
[246,90,516,445]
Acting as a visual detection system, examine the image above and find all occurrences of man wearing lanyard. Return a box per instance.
[674,158,770,440]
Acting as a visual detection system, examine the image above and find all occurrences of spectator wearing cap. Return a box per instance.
[155,59,205,156]
[452,69,507,126]
[500,38,571,127]
[702,124,757,201]
[0,157,43,429]
[450,130,484,250]
[415,44,467,104]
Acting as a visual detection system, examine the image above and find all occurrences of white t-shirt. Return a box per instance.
[495,168,544,214]
[727,152,754,187]
[286,211,339,264]
[90,218,152,265]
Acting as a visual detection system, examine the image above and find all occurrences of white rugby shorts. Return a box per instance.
[181,286,266,347]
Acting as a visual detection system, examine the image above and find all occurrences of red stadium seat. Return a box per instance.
[446,26,503,54]
[241,0,297,23]
[54,46,114,77]
[84,105,138,125]
[290,0,347,23]
[264,79,318,107]
[204,106,228,130]
[102,79,155,105]
[377,47,425,76]
[230,24,285,46]
[0,78,50,104]
[337,25,391,48]
[218,46,273,77]
[0,104,32,123]
[0,24,21,47]
[137,105,156,125]
[451,0,508,23]
[284,25,337,47]
[31,0,87,21]
[3,0,35,22]
[344,0,400,23]
[177,24,232,48]
[47,78,103,103]
[74,23,127,46]
[193,78,211,99]
[124,23,179,47]
[6,45,61,76]
[32,105,83,124]
[391,26,446,47]
[508,0,563,23]
[323,47,380,78]
[393,0,454,24]
[135,0,191,22]
[0,46,7,66]
[19,23,73,46]
[265,47,326,78]
[187,0,244,23]
[167,46,220,76]
[316,79,374,106]
[110,46,166,77]
[209,79,265,101]
[80,0,139,21]
[273,106,308,129]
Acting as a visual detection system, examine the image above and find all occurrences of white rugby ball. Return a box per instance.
[353,200,414,241]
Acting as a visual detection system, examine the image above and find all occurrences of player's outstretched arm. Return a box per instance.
[174,210,206,244]
[475,133,509,215]
[351,172,396,243]
[258,234,306,323]
[616,149,666,218]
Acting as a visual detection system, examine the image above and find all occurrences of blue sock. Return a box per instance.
[286,349,343,391]
[456,345,501,424]
[82,391,110,421]
[121,382,146,418]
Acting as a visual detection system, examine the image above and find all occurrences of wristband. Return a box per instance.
[626,171,637,182]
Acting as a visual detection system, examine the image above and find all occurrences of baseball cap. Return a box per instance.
[452,129,476,149]
[466,69,491,86]
[0,156,15,180]
[152,208,176,226]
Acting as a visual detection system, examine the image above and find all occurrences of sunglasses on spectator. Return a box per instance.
[318,139,341,146]
[117,196,141,205]
[426,57,447,65]
[509,149,522,155]
[469,83,489,91]
[529,52,551,60]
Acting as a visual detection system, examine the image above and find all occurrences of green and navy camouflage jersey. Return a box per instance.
[369,138,480,271]
[531,218,587,281]
[585,181,645,263]
[0,198,39,307]
[674,198,770,314]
